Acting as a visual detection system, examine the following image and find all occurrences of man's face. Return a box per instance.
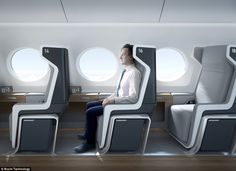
[120,48,132,65]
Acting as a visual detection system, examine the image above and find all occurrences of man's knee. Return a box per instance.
[86,101,94,109]
[86,108,95,117]
[86,101,101,109]
[86,107,103,119]
[86,108,99,120]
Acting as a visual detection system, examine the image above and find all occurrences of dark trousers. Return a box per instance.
[84,101,103,144]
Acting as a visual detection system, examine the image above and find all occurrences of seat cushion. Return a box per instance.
[169,104,195,143]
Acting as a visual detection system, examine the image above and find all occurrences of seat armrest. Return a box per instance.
[171,92,195,96]
[171,92,196,105]
[98,92,112,99]
[26,93,45,103]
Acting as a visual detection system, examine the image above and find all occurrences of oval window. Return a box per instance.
[10,48,49,82]
[156,48,187,82]
[77,48,118,82]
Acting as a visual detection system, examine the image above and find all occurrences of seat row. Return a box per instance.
[7,45,236,155]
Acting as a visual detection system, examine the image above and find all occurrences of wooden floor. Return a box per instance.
[1,155,236,171]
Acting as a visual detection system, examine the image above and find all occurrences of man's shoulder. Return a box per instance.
[133,65,141,72]
[131,66,141,77]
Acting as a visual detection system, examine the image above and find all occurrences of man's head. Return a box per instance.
[120,44,134,66]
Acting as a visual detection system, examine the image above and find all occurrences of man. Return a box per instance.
[74,44,141,153]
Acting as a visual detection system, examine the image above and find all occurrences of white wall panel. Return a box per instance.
[0,0,66,22]
[161,0,236,23]
[0,23,236,93]
[62,0,164,23]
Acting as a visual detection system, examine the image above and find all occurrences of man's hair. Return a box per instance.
[122,44,133,57]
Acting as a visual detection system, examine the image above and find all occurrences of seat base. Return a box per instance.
[98,114,151,154]
[14,114,58,154]
[187,115,236,155]
[200,118,236,152]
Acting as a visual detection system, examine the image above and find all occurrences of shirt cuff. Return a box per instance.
[109,97,115,104]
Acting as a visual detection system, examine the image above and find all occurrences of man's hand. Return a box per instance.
[102,98,114,107]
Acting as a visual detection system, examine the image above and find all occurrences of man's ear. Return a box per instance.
[128,56,133,62]
[129,56,134,62]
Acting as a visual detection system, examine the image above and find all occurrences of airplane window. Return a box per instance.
[156,48,186,82]
[77,48,118,82]
[10,48,49,82]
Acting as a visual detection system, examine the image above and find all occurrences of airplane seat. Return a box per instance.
[169,45,236,153]
[9,47,69,153]
[97,45,156,154]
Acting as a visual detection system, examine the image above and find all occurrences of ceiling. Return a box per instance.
[0,0,236,23]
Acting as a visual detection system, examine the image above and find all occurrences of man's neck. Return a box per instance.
[124,62,134,68]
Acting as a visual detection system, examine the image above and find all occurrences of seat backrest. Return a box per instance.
[134,60,146,102]
[42,47,70,114]
[135,46,156,105]
[196,45,234,104]
[134,46,156,114]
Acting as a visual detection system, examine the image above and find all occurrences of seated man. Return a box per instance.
[74,44,142,153]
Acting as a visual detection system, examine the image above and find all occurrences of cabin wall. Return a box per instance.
[0,23,236,93]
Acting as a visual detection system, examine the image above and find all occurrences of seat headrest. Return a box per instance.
[196,45,234,104]
[202,45,229,67]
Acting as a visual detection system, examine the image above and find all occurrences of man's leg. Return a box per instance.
[86,101,102,110]
[74,105,103,153]
[85,105,103,144]
[78,101,102,140]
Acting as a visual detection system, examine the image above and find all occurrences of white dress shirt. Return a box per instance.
[108,64,141,104]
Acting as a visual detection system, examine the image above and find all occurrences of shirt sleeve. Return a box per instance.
[107,92,115,99]
[112,69,141,104]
